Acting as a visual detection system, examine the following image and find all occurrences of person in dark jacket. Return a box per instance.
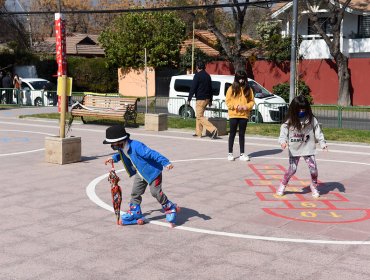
[1,72,13,104]
[188,61,218,139]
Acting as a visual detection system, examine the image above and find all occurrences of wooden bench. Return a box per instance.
[70,95,140,125]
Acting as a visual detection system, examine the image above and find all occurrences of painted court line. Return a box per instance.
[1,123,370,156]
[0,130,54,156]
[86,157,370,245]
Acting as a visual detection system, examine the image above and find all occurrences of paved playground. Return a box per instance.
[1,107,370,280]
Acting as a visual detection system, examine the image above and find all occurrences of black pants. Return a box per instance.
[228,118,248,154]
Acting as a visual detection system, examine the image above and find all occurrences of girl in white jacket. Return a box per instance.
[277,95,328,198]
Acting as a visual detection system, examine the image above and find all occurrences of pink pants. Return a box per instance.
[281,155,318,186]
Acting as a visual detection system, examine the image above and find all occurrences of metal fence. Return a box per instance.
[2,89,370,130]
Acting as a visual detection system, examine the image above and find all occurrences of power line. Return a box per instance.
[0,0,286,16]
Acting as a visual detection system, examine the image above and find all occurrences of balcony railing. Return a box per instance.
[299,36,370,59]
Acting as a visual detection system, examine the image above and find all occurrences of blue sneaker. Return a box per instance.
[121,203,143,225]
[162,200,180,226]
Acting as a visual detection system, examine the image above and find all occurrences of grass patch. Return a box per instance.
[19,112,370,144]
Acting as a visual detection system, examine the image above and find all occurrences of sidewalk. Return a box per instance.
[1,107,370,280]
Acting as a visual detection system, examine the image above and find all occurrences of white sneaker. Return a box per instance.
[227,153,234,161]
[310,184,320,198]
[239,154,250,161]
[276,184,286,196]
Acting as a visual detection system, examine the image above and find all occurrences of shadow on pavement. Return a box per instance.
[145,207,212,226]
[317,181,346,194]
[284,181,345,195]
[248,148,283,158]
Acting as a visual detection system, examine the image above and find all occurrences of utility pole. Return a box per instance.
[289,0,299,103]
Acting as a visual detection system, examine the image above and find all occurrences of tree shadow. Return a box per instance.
[144,207,212,226]
[248,148,283,158]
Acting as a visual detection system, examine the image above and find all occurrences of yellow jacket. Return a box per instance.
[225,87,255,119]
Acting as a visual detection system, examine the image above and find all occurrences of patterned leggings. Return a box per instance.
[281,155,318,186]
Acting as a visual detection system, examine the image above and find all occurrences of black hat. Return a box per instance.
[103,125,130,144]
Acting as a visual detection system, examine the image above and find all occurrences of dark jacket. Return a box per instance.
[188,70,213,102]
[2,75,12,88]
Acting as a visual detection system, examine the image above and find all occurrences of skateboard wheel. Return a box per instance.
[176,206,181,213]
[137,219,144,225]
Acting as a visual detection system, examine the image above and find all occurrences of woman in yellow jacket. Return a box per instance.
[225,71,255,161]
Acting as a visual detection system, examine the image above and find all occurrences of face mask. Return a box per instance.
[298,111,306,118]
[111,145,120,150]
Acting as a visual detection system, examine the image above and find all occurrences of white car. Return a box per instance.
[1,78,57,106]
[168,74,288,123]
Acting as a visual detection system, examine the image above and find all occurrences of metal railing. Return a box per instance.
[2,89,369,130]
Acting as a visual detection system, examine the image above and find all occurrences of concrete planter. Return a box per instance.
[207,117,227,136]
[145,113,168,131]
[45,136,81,165]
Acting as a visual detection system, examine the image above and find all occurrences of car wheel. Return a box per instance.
[179,105,195,118]
[250,110,263,123]
[34,97,43,106]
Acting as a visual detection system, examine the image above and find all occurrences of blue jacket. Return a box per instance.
[112,139,171,184]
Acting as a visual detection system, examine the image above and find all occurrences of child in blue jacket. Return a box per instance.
[104,125,179,226]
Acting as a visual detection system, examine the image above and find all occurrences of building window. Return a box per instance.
[359,15,370,38]
[308,17,333,35]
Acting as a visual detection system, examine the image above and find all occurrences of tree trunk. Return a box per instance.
[335,53,351,106]
[232,56,247,73]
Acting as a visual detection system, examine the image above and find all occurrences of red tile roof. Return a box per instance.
[33,33,104,56]
[181,29,255,57]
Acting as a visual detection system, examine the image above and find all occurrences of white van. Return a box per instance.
[167,74,287,123]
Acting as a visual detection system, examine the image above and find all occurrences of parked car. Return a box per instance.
[1,78,57,106]
[167,74,288,122]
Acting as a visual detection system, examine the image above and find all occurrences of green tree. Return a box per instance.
[256,21,293,63]
[273,80,313,104]
[98,11,186,69]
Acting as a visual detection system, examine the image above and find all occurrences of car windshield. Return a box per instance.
[248,80,273,99]
[28,81,50,90]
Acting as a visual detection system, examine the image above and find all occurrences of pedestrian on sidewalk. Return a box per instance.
[225,70,255,161]
[276,94,328,198]
[103,125,180,226]
[2,72,13,104]
[13,74,21,104]
[188,61,218,139]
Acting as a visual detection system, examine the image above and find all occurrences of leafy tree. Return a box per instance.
[305,0,352,106]
[99,11,186,68]
[273,80,313,104]
[256,21,294,63]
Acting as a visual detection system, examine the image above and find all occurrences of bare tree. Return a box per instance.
[305,0,352,106]
[201,0,264,72]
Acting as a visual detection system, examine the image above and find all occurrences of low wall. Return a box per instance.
[206,59,370,106]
